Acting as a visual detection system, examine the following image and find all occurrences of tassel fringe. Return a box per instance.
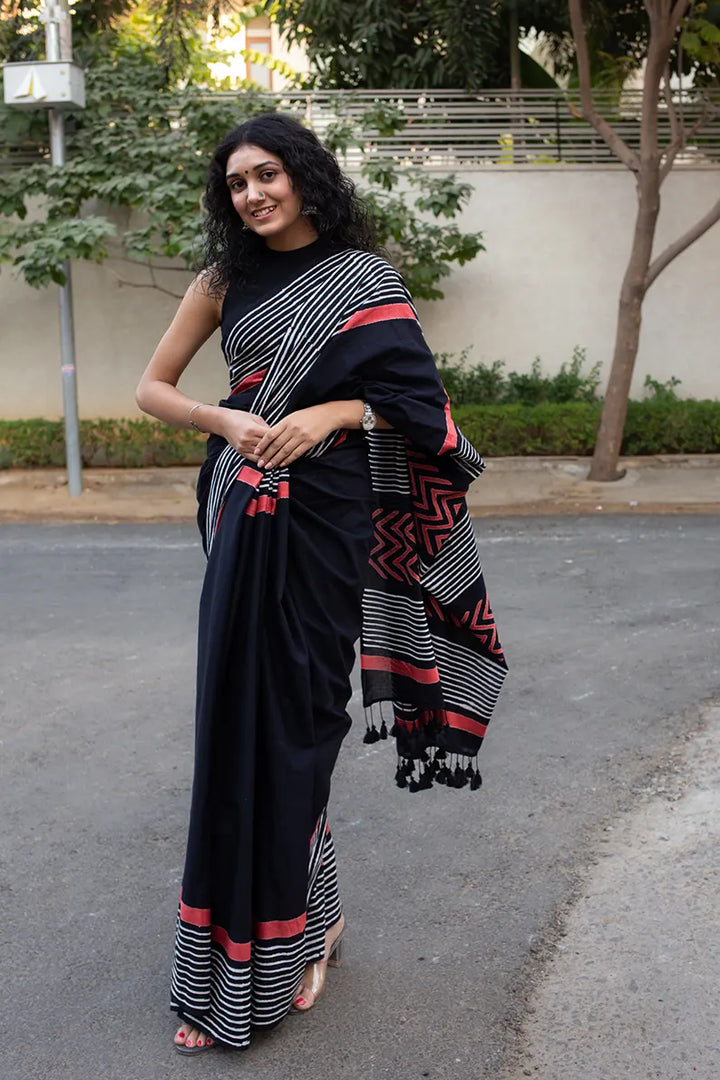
[365,705,483,793]
[394,748,482,794]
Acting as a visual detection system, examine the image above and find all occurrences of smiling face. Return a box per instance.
[225,143,318,251]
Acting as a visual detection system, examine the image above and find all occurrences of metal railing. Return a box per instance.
[3,88,720,169]
[256,88,720,168]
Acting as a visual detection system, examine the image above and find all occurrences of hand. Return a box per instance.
[254,406,335,469]
[219,410,270,461]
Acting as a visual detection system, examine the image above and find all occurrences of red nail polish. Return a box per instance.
[295,997,306,1006]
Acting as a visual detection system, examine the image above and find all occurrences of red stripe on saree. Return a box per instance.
[179,896,252,962]
[254,913,307,939]
[361,654,441,684]
[439,399,459,454]
[211,925,252,962]
[231,367,268,394]
[237,464,263,486]
[338,302,417,333]
[244,481,290,517]
[444,710,489,740]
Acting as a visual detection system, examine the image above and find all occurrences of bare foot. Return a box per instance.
[293,915,345,1011]
[174,1022,214,1052]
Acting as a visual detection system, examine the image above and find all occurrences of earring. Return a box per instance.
[302,205,318,216]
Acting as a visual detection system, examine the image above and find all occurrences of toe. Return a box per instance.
[174,1023,191,1046]
[294,986,314,1010]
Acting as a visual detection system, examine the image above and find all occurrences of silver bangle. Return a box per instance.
[188,402,208,432]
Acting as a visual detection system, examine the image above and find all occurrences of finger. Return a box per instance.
[254,425,283,456]
[257,432,297,469]
[266,437,306,470]
[278,440,311,467]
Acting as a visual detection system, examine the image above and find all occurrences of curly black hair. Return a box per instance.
[200,112,380,297]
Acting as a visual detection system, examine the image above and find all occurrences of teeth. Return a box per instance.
[252,206,276,218]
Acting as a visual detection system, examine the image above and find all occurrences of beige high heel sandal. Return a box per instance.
[293,923,345,1011]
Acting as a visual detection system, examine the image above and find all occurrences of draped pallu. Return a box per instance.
[171,245,508,1048]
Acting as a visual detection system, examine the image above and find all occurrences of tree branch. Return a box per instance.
[105,264,185,299]
[659,66,683,181]
[646,196,720,288]
[669,0,693,43]
[567,0,640,172]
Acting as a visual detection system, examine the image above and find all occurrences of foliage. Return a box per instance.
[266,0,507,90]
[265,0,720,92]
[4,396,719,467]
[0,417,206,468]
[643,374,682,402]
[0,44,483,300]
[436,347,602,406]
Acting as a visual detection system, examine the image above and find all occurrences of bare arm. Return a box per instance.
[135,276,271,457]
[137,278,388,466]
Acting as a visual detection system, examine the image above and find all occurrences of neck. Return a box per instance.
[265,221,319,252]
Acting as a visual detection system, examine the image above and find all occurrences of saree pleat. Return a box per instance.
[172,433,372,1047]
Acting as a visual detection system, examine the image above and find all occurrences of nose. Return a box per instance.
[246,179,265,204]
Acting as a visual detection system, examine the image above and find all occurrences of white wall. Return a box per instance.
[414,167,720,403]
[1,166,719,419]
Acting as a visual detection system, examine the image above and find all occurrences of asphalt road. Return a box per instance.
[2,517,719,1080]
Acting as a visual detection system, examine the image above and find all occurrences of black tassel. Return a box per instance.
[379,719,388,739]
[418,768,433,790]
[408,777,420,793]
[390,721,400,738]
[363,723,381,744]
[453,763,468,788]
[470,769,483,791]
[395,765,408,789]
[464,760,475,779]
[434,748,447,761]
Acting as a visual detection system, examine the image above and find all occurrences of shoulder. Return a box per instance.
[333,248,409,293]
[187,270,224,315]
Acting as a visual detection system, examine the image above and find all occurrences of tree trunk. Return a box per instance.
[588,168,661,481]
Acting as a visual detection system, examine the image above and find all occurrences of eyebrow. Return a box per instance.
[226,160,279,181]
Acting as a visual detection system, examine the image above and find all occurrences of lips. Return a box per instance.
[251,206,277,220]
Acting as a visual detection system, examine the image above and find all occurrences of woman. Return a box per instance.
[136,113,508,1056]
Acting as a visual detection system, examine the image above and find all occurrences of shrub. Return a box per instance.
[436,346,602,406]
[3,399,719,467]
[0,418,207,468]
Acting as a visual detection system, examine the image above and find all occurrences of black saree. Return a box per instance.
[171,239,508,1048]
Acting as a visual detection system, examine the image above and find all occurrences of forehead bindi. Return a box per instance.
[226,146,282,179]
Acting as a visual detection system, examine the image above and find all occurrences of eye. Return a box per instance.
[259,170,277,182]
[229,179,245,193]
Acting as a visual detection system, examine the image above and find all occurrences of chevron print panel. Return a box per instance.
[407,452,464,559]
[456,595,504,657]
[369,509,420,584]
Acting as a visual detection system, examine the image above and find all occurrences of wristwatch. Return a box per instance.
[361,401,376,433]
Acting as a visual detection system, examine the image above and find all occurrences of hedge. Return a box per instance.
[1,400,720,468]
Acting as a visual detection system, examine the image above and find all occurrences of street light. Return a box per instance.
[3,0,84,496]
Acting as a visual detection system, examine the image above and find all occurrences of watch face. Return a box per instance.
[361,405,375,431]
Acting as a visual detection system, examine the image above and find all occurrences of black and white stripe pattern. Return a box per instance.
[170,811,342,1049]
[205,251,414,552]
[366,431,411,493]
[418,511,482,605]
[362,589,436,665]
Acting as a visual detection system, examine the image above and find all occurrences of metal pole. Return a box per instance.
[45,0,82,495]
